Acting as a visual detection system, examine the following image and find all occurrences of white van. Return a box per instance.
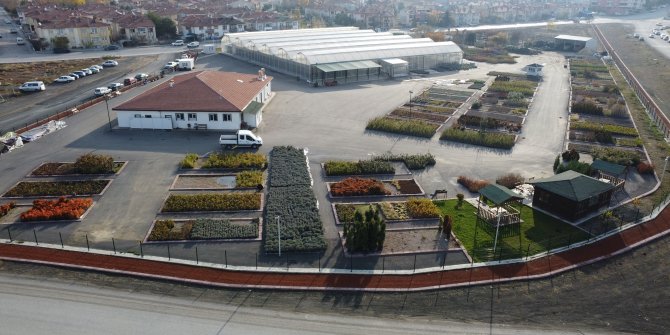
[19,81,45,92]
[16,37,25,45]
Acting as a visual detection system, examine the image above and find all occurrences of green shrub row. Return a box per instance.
[591,147,642,166]
[372,153,436,170]
[323,160,394,176]
[366,116,439,138]
[269,146,312,187]
[202,152,267,170]
[236,170,263,187]
[190,218,259,240]
[162,193,261,212]
[570,121,638,136]
[489,80,537,97]
[181,153,199,169]
[440,128,516,149]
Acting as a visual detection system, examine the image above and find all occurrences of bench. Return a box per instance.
[431,189,448,199]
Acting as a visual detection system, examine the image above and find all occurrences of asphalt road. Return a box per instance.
[0,269,618,335]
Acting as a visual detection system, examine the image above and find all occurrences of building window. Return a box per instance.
[188,113,197,121]
[134,114,141,118]
[208,113,218,121]
[130,28,135,33]
[91,27,97,34]
[175,113,185,120]
[144,115,152,118]
[222,113,232,121]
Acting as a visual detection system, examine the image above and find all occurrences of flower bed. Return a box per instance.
[265,146,325,252]
[161,193,261,212]
[570,121,638,136]
[148,220,193,241]
[457,175,490,192]
[379,202,410,220]
[4,180,111,197]
[366,116,439,138]
[20,197,93,221]
[31,161,125,176]
[235,170,263,188]
[489,79,537,97]
[201,152,267,170]
[391,179,422,194]
[190,218,259,240]
[440,128,516,149]
[0,202,16,218]
[389,109,450,123]
[324,160,394,176]
[330,177,389,197]
[405,198,441,218]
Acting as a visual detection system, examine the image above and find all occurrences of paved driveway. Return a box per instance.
[0,51,571,270]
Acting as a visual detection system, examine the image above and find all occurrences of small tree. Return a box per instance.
[441,215,453,240]
[456,193,465,209]
[52,36,69,49]
[344,206,385,252]
[553,154,560,172]
[562,148,580,162]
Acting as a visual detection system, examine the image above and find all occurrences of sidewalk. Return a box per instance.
[1,202,669,291]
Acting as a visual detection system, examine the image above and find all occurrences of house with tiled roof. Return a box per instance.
[113,70,273,130]
[179,16,245,39]
[115,13,157,43]
[34,16,112,48]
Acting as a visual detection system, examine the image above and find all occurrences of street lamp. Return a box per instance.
[661,156,670,184]
[275,215,281,257]
[104,93,113,131]
[409,90,414,113]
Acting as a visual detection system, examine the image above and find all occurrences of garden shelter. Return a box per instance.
[530,170,614,221]
[590,159,626,192]
[477,183,524,227]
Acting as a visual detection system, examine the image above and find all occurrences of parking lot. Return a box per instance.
[0,51,573,269]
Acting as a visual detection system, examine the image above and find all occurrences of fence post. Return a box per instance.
[225,250,227,268]
[140,242,144,258]
[112,238,116,254]
[59,232,64,248]
[286,254,289,271]
[85,234,90,251]
[195,247,199,264]
[7,227,12,242]
[33,229,38,245]
[413,254,417,273]
[255,253,258,269]
[350,255,353,272]
[167,244,171,260]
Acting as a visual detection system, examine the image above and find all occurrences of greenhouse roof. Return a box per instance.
[280,38,430,58]
[298,42,462,64]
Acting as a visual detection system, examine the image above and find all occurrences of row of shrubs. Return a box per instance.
[330,177,389,197]
[236,170,263,188]
[161,193,261,212]
[264,146,326,253]
[5,180,110,197]
[0,202,16,218]
[457,176,490,193]
[20,197,93,221]
[323,160,394,176]
[343,206,386,253]
[366,116,439,138]
[31,153,119,176]
[570,121,638,137]
[148,218,259,241]
[181,152,267,170]
[372,153,436,170]
[440,128,516,149]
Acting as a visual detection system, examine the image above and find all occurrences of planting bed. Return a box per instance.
[323,160,394,176]
[334,198,440,224]
[366,116,440,138]
[379,228,456,254]
[30,161,126,176]
[146,218,260,242]
[181,152,267,170]
[20,197,93,222]
[328,178,423,197]
[440,128,516,149]
[171,171,263,190]
[161,193,262,212]
[3,180,111,197]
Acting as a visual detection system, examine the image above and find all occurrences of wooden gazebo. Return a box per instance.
[477,183,524,227]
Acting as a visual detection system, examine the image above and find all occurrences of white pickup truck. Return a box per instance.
[219,130,263,149]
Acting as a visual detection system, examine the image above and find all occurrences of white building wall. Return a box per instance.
[117,110,242,130]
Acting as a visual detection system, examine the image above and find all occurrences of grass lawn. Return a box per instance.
[434,199,590,262]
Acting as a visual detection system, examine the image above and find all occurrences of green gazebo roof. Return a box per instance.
[479,183,524,205]
[591,159,626,176]
[529,170,614,202]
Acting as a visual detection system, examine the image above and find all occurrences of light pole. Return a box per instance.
[275,215,281,256]
[661,156,670,184]
[104,93,112,131]
[409,90,414,113]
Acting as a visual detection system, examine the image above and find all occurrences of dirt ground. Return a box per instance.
[381,228,457,254]
[1,229,669,334]
[0,58,116,88]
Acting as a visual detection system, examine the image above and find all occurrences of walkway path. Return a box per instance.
[1,202,669,292]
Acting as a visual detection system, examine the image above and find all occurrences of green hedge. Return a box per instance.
[181,153,199,169]
[269,146,312,187]
[162,193,261,212]
[570,121,638,136]
[202,152,266,169]
[366,116,439,138]
[372,153,436,170]
[236,170,263,187]
[323,160,394,176]
[440,128,516,149]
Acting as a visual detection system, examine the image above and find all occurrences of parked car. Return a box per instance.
[91,64,103,70]
[88,67,100,74]
[19,81,45,92]
[73,70,87,77]
[135,73,149,80]
[104,45,120,51]
[186,41,200,48]
[68,72,80,79]
[54,75,75,83]
[16,37,24,45]
[9,27,17,34]
[164,61,178,69]
[123,77,138,85]
[102,60,118,67]
[81,68,93,75]
[108,83,123,91]
[94,87,112,96]
[171,40,184,46]
[649,34,655,38]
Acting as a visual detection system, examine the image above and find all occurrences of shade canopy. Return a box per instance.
[479,183,524,206]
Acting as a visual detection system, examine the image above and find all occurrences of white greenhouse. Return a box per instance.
[221,27,463,86]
